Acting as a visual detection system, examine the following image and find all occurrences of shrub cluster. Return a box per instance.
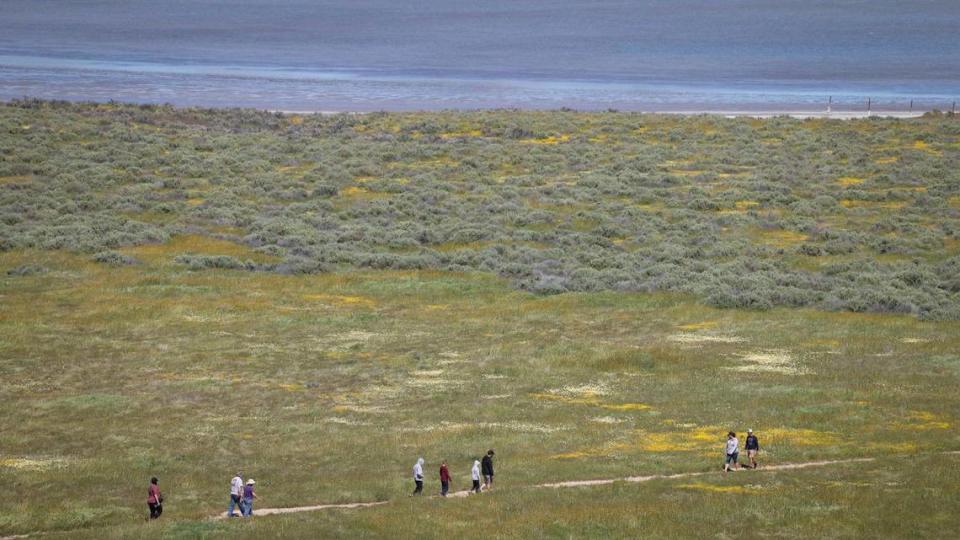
[2,99,958,318]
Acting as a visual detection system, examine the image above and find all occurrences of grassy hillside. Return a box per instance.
[1,101,959,538]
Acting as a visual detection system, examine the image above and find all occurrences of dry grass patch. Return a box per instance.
[727,350,807,375]
[0,457,71,470]
[667,333,746,344]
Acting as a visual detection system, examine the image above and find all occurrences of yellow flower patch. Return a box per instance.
[865,442,919,453]
[902,411,951,430]
[341,186,370,196]
[678,482,755,494]
[837,177,865,186]
[676,320,719,331]
[840,200,908,209]
[303,294,376,308]
[440,129,483,138]
[124,234,279,263]
[520,134,571,145]
[758,229,807,246]
[531,392,650,412]
[0,175,32,184]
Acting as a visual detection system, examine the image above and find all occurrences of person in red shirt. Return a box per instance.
[439,460,451,497]
[147,477,162,519]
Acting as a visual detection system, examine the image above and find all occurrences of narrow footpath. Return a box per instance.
[214,455,883,515]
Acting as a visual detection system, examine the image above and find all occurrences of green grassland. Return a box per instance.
[1,101,959,538]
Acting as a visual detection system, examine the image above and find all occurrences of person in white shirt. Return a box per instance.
[724,432,740,472]
[227,471,244,517]
[470,459,482,493]
[411,458,424,495]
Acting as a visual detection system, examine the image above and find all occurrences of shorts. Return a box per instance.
[748,449,758,458]
[725,452,739,464]
[484,474,494,483]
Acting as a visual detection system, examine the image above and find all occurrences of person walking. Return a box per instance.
[745,429,760,468]
[411,458,424,495]
[724,431,740,473]
[241,479,257,516]
[439,460,451,497]
[147,477,163,519]
[471,459,482,494]
[227,471,244,517]
[481,450,495,490]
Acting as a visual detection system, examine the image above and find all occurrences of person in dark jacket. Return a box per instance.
[481,449,495,490]
[147,477,163,519]
[439,460,451,497]
[745,429,760,468]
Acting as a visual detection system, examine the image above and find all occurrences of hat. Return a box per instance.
[747,429,753,433]
[246,479,255,485]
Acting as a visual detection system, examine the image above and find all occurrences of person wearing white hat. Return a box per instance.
[241,479,258,516]
[745,429,760,469]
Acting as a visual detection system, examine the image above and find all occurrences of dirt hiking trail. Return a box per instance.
[213,454,912,515]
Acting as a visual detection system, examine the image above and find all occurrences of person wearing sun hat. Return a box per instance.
[745,429,760,469]
[241,479,258,516]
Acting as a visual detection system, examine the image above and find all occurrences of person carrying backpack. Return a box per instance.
[745,429,760,468]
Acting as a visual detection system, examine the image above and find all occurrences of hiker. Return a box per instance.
[227,471,244,517]
[481,449,495,490]
[439,460,451,497]
[412,458,424,495]
[241,479,257,516]
[745,429,760,468]
[147,477,163,519]
[724,431,739,472]
[471,459,482,493]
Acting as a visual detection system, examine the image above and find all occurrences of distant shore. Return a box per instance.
[270,108,933,119]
